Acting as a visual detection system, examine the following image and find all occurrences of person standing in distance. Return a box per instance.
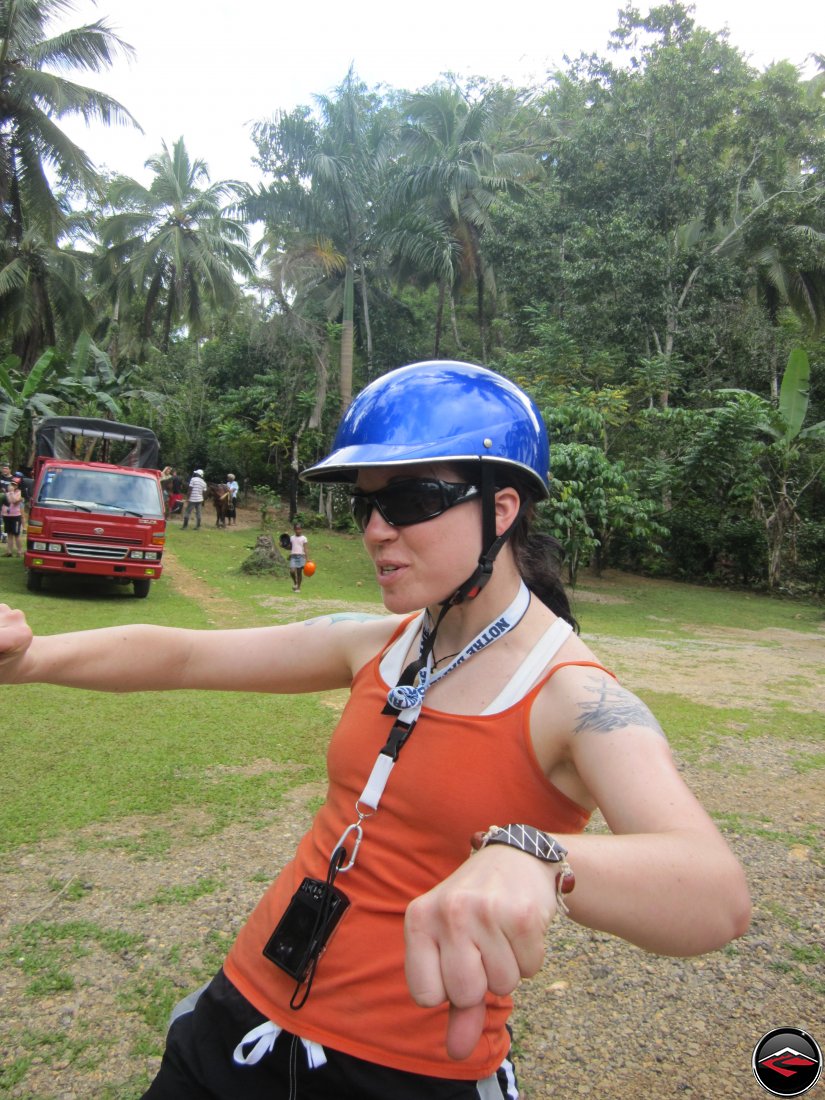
[182,469,207,530]
[226,474,239,525]
[288,523,308,592]
[2,477,24,556]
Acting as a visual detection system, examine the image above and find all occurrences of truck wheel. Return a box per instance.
[26,570,43,592]
[133,578,151,598]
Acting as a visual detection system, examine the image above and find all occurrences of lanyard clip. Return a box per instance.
[382,717,416,761]
[333,822,363,872]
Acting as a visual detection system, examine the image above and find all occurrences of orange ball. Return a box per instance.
[303,561,316,577]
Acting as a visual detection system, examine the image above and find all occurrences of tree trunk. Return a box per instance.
[434,280,446,358]
[477,269,487,364]
[161,266,176,353]
[764,492,794,589]
[340,265,355,410]
[450,293,463,349]
[289,430,302,520]
[308,345,329,431]
[358,264,374,380]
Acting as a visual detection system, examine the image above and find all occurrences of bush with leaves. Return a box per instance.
[544,442,665,584]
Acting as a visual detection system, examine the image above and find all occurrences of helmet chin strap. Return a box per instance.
[443,463,527,608]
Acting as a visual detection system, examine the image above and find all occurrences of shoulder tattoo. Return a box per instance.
[573,675,665,738]
[304,612,384,627]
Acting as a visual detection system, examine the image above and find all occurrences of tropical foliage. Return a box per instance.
[1,0,823,594]
[0,0,137,366]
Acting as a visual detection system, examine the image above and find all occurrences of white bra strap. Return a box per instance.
[378,613,424,685]
[481,617,573,714]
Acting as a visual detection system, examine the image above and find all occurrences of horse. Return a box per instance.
[206,483,232,528]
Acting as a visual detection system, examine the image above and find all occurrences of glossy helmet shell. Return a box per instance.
[301,360,549,498]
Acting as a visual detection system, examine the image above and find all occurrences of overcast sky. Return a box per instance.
[57,0,821,188]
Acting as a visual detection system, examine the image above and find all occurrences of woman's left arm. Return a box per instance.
[553,670,751,955]
[404,669,751,1060]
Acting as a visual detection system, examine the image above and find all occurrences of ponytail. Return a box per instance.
[513,528,578,631]
[452,461,578,630]
[492,468,578,631]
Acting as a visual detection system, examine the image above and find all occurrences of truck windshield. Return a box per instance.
[36,467,163,518]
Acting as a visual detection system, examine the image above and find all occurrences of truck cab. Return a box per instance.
[24,417,166,598]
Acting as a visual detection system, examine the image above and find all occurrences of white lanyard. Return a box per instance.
[333,582,531,870]
[386,580,531,717]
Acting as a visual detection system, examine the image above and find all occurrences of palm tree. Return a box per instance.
[746,181,825,388]
[98,138,255,355]
[245,68,395,409]
[390,82,541,359]
[0,0,138,367]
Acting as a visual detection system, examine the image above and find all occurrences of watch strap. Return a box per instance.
[479,823,568,863]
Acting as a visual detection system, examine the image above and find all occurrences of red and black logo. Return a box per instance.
[753,1027,822,1097]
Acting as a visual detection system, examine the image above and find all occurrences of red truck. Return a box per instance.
[24,416,166,598]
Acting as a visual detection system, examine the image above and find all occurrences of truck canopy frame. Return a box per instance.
[35,417,160,470]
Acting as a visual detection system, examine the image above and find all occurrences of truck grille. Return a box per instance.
[65,542,129,561]
[54,529,144,547]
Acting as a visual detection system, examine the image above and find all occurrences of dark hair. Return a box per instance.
[453,462,578,631]
[510,522,578,631]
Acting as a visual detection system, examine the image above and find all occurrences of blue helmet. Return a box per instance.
[301,360,549,499]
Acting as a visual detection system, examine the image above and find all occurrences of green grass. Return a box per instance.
[1,920,145,997]
[572,572,824,637]
[164,517,381,620]
[142,875,224,908]
[636,690,824,754]
[0,516,379,850]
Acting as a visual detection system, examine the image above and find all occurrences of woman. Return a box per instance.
[2,476,24,556]
[0,361,750,1099]
[160,466,174,520]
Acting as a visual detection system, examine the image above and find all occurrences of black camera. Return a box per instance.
[263,877,350,981]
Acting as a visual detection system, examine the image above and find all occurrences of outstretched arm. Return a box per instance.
[0,603,396,696]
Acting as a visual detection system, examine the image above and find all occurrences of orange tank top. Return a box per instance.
[224,617,595,1079]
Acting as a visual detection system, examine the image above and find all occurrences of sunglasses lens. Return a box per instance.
[350,495,372,531]
[395,483,446,525]
[351,480,476,531]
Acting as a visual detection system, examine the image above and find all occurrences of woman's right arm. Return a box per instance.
[0,603,398,696]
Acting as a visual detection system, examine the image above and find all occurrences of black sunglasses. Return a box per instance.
[350,479,480,532]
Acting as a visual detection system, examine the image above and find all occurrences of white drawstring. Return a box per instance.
[233,1021,327,1069]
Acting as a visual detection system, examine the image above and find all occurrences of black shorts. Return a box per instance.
[2,515,21,536]
[142,969,519,1100]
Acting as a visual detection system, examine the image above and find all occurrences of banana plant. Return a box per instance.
[746,348,825,586]
[0,349,61,442]
[759,347,825,446]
